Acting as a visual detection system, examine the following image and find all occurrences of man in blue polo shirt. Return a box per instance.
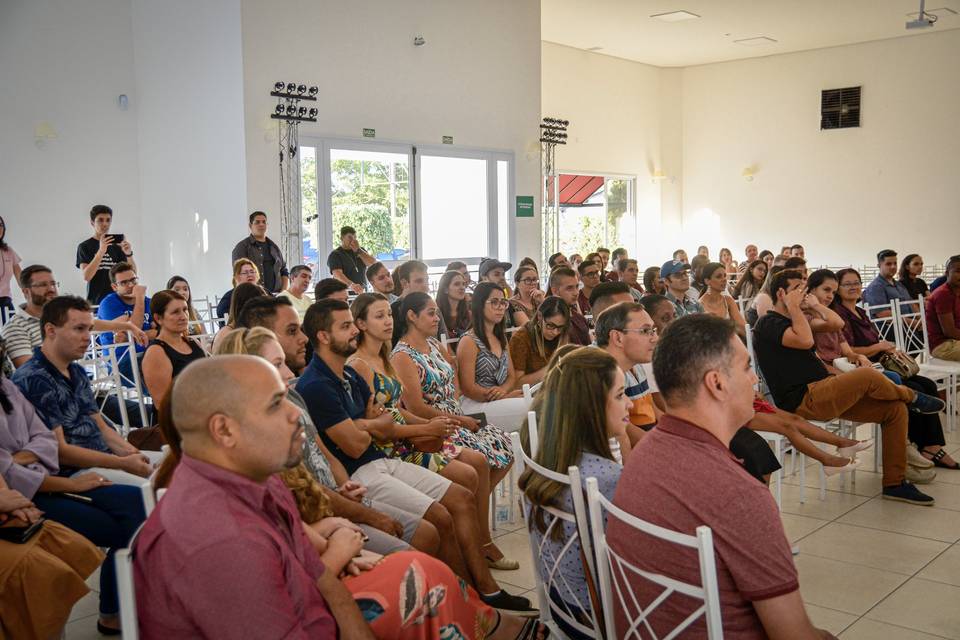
[296,298,536,616]
[96,262,156,387]
[661,259,703,317]
[863,249,917,315]
[12,295,163,485]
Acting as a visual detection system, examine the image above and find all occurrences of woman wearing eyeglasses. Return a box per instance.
[0,216,22,314]
[508,265,543,325]
[508,296,570,389]
[214,258,261,322]
[456,283,527,433]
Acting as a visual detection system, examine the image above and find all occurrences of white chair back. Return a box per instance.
[860,300,898,345]
[80,342,132,435]
[522,381,543,408]
[526,410,539,457]
[586,477,724,639]
[115,548,139,640]
[510,432,602,639]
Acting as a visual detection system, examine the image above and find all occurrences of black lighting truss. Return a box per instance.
[540,116,569,264]
[272,81,318,267]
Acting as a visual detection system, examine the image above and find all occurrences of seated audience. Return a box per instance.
[211,281,268,352]
[366,261,398,302]
[547,252,569,270]
[719,247,738,275]
[517,256,538,271]
[615,259,644,301]
[135,356,544,638]
[215,257,260,320]
[738,244,759,274]
[898,253,929,299]
[661,259,703,316]
[643,266,665,295]
[349,293,516,569]
[327,225,374,294]
[576,260,602,316]
[436,270,472,340]
[479,258,513,298]
[97,262,156,384]
[783,256,808,278]
[596,247,611,277]
[754,270,940,505]
[509,296,569,387]
[863,250,916,319]
[509,264,544,323]
[3,265,146,369]
[165,275,206,335]
[732,259,768,301]
[13,296,163,485]
[640,294,676,335]
[748,264,786,325]
[672,248,688,263]
[0,485,104,640]
[0,375,146,636]
[588,281,634,317]
[390,260,450,344]
[391,292,515,477]
[296,300,534,614]
[925,255,960,363]
[759,249,775,269]
[548,266,591,345]
[928,256,957,293]
[278,264,314,320]
[568,254,582,270]
[791,244,805,259]
[316,277,350,302]
[689,254,710,295]
[610,314,834,639]
[235,295,310,375]
[231,210,288,294]
[455,283,527,431]
[445,260,472,288]
[605,248,628,281]
[697,245,710,258]
[141,290,207,402]
[520,346,629,638]
[595,302,659,445]
[211,326,412,556]
[76,204,136,304]
[699,262,746,338]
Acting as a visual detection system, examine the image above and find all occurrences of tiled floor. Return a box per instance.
[65,425,960,639]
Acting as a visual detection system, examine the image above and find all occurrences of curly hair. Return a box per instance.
[280,463,333,523]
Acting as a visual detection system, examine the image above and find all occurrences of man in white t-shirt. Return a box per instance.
[277,264,313,320]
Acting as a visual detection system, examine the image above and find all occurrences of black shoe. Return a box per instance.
[882,481,936,506]
[96,621,122,636]
[909,392,945,415]
[481,590,539,617]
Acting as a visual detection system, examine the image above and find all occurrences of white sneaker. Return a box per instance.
[907,443,934,469]
[906,465,936,484]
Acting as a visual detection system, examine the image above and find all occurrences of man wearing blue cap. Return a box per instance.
[661,260,704,317]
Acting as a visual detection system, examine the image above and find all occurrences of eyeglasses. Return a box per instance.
[840,282,862,289]
[582,270,601,278]
[544,321,567,331]
[29,281,59,289]
[619,327,658,337]
[486,299,509,308]
[116,277,139,287]
[239,270,257,277]
[518,278,540,285]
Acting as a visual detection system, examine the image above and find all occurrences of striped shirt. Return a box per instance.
[625,363,656,428]
[1,306,42,365]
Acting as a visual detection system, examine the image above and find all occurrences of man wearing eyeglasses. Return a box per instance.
[576,260,602,316]
[96,263,156,385]
[2,265,147,370]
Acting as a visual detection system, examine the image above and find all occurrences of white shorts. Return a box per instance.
[351,458,452,520]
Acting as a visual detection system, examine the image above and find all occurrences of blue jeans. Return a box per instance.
[33,485,146,615]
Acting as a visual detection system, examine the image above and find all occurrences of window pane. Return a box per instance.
[606,179,635,253]
[300,146,320,275]
[557,174,605,259]
[419,155,488,260]
[330,148,410,262]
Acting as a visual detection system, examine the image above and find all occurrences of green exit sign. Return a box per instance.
[362,128,376,138]
[516,195,534,217]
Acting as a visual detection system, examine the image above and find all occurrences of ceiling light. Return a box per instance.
[733,36,778,46]
[650,10,700,22]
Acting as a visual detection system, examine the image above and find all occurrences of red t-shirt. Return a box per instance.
[609,415,798,639]
[926,284,960,350]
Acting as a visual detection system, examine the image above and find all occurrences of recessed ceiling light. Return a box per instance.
[586,46,604,51]
[733,36,778,46]
[650,10,701,22]
[906,7,957,17]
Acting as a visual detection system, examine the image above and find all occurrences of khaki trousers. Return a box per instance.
[794,368,910,487]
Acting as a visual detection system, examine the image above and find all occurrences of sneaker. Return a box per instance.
[907,442,935,469]
[906,465,937,484]
[882,481,935,505]
[480,590,539,617]
[909,392,946,415]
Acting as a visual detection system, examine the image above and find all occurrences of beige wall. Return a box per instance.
[241,0,542,265]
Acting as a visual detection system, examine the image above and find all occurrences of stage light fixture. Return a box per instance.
[286,104,297,115]
[297,84,307,95]
[308,86,318,96]
[274,104,285,115]
[297,106,307,117]
[308,108,318,117]
[286,82,297,93]
[274,81,285,91]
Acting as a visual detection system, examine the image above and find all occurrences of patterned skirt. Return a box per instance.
[374,407,462,472]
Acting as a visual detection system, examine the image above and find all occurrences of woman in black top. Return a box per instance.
[898,253,929,299]
[142,289,206,402]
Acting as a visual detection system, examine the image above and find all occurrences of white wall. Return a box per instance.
[240,0,542,265]
[680,30,960,268]
[541,42,666,266]
[131,0,248,300]
[0,0,141,302]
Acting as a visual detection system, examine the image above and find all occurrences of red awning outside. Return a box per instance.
[547,174,604,206]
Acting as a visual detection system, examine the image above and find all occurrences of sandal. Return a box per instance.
[923,448,960,470]
[516,618,550,640]
[484,542,520,570]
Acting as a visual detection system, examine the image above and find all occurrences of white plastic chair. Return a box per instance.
[80,342,132,436]
[586,477,724,639]
[522,381,543,408]
[115,547,139,640]
[510,432,603,639]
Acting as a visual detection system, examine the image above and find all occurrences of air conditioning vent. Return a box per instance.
[821,86,861,130]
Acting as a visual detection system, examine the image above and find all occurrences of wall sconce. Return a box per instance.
[742,166,756,181]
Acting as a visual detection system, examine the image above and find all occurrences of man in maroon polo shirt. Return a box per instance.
[133,356,373,639]
[609,314,835,639]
